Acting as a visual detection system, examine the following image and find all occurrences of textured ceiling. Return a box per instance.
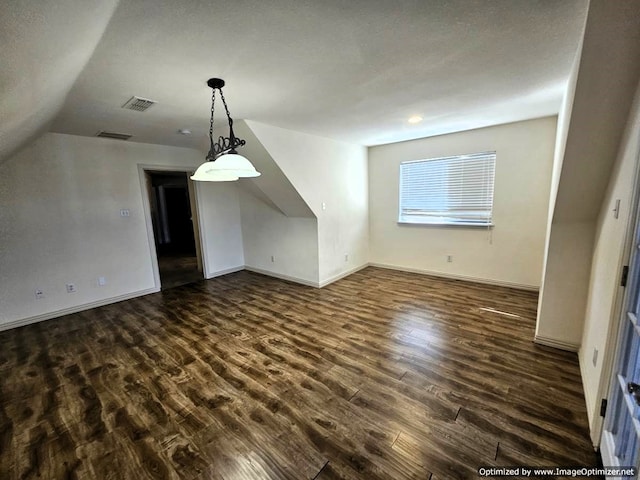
[0,0,119,164]
[13,1,589,154]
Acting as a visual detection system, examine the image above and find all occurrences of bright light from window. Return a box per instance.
[398,151,496,226]
[479,307,521,318]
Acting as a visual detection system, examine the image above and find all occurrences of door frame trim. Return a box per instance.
[137,164,206,290]
[600,429,619,467]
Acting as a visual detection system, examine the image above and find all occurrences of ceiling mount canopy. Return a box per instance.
[191,78,260,182]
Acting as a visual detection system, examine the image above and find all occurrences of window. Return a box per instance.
[398,151,496,226]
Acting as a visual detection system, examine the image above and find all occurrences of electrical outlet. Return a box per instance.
[270,255,275,263]
[345,254,349,262]
[34,289,45,300]
[592,348,598,367]
[120,209,130,217]
[98,276,106,287]
[66,283,77,293]
[447,255,453,263]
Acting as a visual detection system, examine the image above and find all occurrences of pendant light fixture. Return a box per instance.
[191,78,260,182]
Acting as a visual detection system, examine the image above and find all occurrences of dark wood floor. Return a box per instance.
[0,267,599,479]
[158,254,202,290]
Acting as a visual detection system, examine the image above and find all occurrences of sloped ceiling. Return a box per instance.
[38,0,589,154]
[0,0,119,165]
[234,120,315,218]
[553,0,640,222]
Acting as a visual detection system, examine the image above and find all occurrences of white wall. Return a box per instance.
[535,0,640,353]
[535,34,585,351]
[239,189,319,285]
[0,132,244,329]
[535,221,595,350]
[368,117,556,289]
[197,182,245,277]
[580,79,640,442]
[545,32,584,238]
[245,121,369,285]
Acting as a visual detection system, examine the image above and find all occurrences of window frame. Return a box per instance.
[397,151,496,228]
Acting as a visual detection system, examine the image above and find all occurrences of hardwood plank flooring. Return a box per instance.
[158,255,202,290]
[0,267,599,479]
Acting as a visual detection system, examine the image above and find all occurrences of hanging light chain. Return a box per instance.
[209,88,216,139]
[218,88,233,126]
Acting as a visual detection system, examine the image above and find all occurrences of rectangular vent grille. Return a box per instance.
[96,131,132,141]
[122,96,156,112]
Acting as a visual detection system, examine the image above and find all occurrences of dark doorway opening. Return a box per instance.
[146,171,203,289]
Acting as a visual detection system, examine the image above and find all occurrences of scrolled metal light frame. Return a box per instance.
[205,78,246,161]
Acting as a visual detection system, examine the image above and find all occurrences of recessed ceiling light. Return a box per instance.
[178,129,192,135]
[408,115,423,124]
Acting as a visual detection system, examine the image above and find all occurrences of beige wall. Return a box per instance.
[580,79,640,443]
[0,133,245,329]
[368,117,556,289]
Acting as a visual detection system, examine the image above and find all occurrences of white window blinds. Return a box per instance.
[399,151,496,226]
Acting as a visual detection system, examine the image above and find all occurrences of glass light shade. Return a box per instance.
[190,162,239,182]
[209,153,261,178]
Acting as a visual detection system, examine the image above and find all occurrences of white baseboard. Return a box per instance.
[206,265,245,279]
[1,264,535,333]
[369,262,539,291]
[0,264,367,332]
[0,287,159,332]
[533,334,580,352]
[244,264,369,289]
[319,263,369,288]
[244,266,319,287]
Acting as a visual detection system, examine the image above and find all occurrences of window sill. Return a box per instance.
[397,220,494,228]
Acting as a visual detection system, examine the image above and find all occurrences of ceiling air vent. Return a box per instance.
[96,131,132,141]
[122,96,156,112]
